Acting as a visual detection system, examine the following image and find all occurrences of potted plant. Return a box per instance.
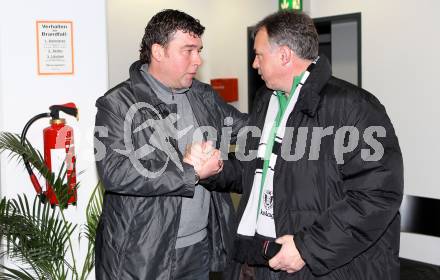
[0,132,103,280]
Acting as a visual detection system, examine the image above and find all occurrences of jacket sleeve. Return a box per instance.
[294,97,404,275]
[200,152,244,194]
[94,96,196,197]
[199,86,248,193]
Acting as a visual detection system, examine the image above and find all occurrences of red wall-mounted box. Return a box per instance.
[210,78,238,102]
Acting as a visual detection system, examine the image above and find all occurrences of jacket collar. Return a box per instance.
[296,55,332,117]
[129,60,166,108]
[254,56,332,117]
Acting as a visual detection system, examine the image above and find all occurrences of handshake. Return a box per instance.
[183,141,223,181]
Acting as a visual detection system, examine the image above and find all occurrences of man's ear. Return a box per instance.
[279,45,293,66]
[151,43,164,62]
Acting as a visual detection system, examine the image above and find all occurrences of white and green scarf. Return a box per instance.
[237,58,318,238]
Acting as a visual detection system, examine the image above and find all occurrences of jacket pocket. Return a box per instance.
[98,196,137,278]
[288,210,320,233]
[95,214,132,279]
[100,214,132,254]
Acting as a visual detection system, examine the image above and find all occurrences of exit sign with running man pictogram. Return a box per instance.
[279,0,302,11]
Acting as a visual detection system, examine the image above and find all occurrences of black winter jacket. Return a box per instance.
[224,57,403,279]
[94,60,247,280]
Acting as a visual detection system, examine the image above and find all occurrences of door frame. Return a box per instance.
[313,12,362,87]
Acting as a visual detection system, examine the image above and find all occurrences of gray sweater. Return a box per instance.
[141,65,210,249]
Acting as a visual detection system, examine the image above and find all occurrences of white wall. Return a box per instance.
[0,19,4,199]
[310,0,440,265]
[0,0,107,278]
[107,0,278,113]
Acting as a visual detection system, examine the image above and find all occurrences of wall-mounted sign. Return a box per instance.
[279,0,302,11]
[36,21,74,75]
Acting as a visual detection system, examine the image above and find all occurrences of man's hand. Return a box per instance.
[183,142,210,169]
[268,235,305,274]
[183,141,223,179]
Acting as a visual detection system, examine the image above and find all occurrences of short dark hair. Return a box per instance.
[139,9,205,64]
[254,11,318,60]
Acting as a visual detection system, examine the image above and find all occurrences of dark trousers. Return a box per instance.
[173,238,210,280]
[236,263,281,280]
[254,266,281,280]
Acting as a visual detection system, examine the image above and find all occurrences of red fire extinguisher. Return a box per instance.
[20,103,79,207]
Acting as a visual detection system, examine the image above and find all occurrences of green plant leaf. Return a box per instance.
[79,181,104,280]
[0,195,73,279]
[0,131,101,279]
[0,133,78,207]
[0,263,36,280]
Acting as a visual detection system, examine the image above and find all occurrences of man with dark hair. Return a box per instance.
[226,10,403,280]
[94,9,246,280]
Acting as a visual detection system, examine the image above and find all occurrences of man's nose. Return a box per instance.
[252,57,258,69]
[193,52,202,66]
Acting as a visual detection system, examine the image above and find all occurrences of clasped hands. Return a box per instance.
[183,141,223,180]
[184,144,305,274]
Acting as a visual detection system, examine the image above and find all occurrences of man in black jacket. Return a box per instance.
[94,9,246,280]
[227,11,403,280]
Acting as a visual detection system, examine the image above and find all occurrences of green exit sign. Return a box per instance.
[279,0,302,11]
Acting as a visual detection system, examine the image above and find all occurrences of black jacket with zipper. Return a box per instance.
[94,60,247,280]
[220,57,403,280]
